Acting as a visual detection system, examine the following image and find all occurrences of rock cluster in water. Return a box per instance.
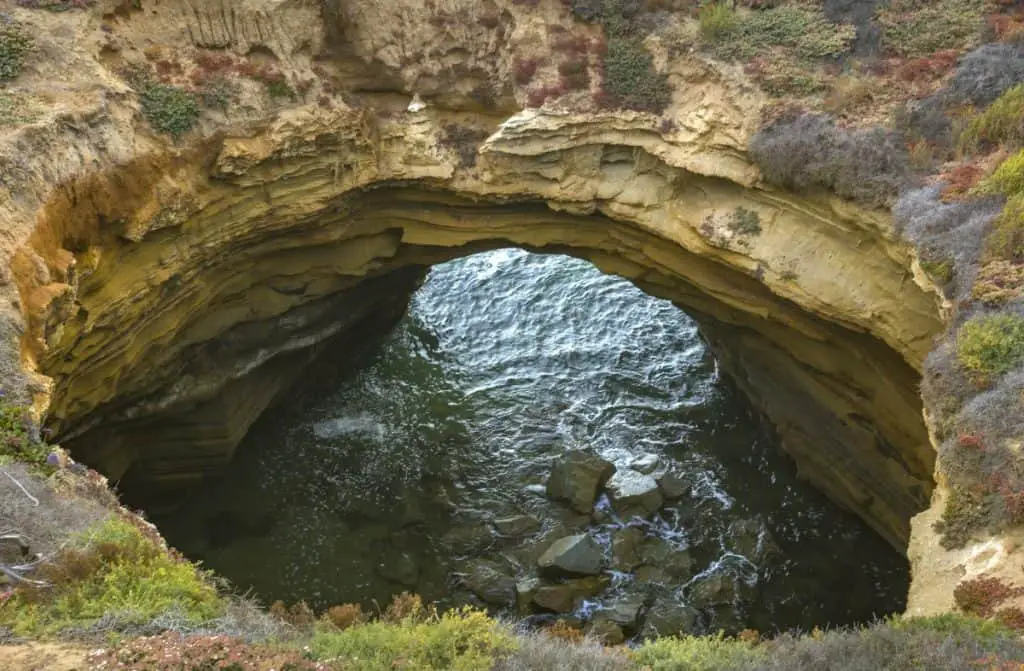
[455,449,779,642]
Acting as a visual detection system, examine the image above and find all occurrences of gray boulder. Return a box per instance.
[606,470,664,518]
[538,534,606,577]
[463,560,516,606]
[546,451,616,513]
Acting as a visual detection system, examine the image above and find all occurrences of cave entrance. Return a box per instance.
[125,248,909,638]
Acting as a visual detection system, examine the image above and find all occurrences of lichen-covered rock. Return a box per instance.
[546,451,616,513]
[606,470,664,519]
[537,534,606,577]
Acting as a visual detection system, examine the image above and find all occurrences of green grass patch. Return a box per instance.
[308,605,516,670]
[956,313,1024,378]
[632,632,764,671]
[0,19,33,82]
[959,85,1024,154]
[878,0,984,58]
[0,517,223,636]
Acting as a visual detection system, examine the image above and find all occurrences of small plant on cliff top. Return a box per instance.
[0,517,223,635]
[0,18,33,82]
[139,82,200,138]
[956,313,1024,378]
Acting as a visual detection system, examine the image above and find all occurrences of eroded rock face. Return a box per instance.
[0,0,968,621]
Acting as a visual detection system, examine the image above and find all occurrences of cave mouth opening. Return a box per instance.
[122,248,909,639]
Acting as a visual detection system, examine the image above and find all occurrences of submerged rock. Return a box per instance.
[537,533,606,577]
[493,514,541,537]
[463,560,517,606]
[629,453,660,474]
[606,470,664,518]
[546,450,616,513]
[654,470,695,500]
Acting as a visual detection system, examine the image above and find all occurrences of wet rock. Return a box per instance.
[654,470,694,500]
[516,577,542,613]
[546,450,616,513]
[610,527,644,571]
[689,573,737,608]
[463,560,516,606]
[586,618,625,645]
[600,595,646,632]
[441,522,495,554]
[606,470,663,518]
[532,576,609,612]
[630,453,660,474]
[493,514,541,537]
[638,538,694,581]
[641,598,701,638]
[537,534,606,577]
[726,518,778,563]
[376,549,420,586]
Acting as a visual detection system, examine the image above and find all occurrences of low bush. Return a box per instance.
[878,0,984,58]
[308,605,516,670]
[600,37,670,113]
[0,18,33,82]
[139,82,200,138]
[704,6,855,63]
[958,84,1024,153]
[946,43,1024,107]
[956,312,1024,378]
[0,517,223,636]
[749,113,908,208]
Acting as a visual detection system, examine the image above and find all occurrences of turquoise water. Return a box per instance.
[150,249,907,635]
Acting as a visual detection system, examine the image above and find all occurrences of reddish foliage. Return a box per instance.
[897,49,960,83]
[954,576,1024,617]
[957,431,987,449]
[943,163,986,201]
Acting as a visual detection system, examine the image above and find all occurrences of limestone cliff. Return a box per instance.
[0,0,994,620]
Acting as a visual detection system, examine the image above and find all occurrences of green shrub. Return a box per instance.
[0,19,33,82]
[601,37,670,113]
[0,517,224,635]
[706,6,855,63]
[308,606,516,671]
[698,2,736,41]
[0,399,52,470]
[956,313,1024,378]
[632,633,764,671]
[139,83,200,138]
[958,85,1024,154]
[879,0,984,58]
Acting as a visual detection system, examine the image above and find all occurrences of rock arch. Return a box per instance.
[11,104,943,553]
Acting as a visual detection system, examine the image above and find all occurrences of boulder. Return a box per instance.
[537,534,606,577]
[610,527,644,571]
[532,576,608,613]
[586,618,626,645]
[606,470,664,518]
[654,470,694,500]
[463,560,516,606]
[629,453,661,474]
[546,450,616,513]
[600,595,646,632]
[638,537,694,581]
[641,598,701,638]
[493,514,541,537]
